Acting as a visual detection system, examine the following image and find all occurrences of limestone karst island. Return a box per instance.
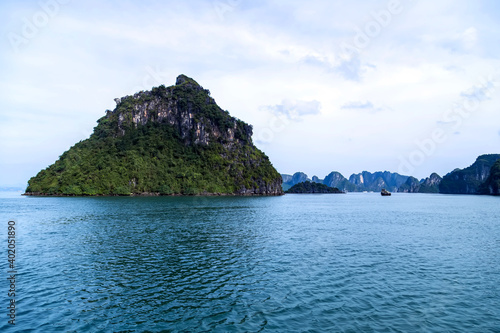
[25,75,283,196]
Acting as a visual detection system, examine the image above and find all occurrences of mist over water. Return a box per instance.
[1,193,499,332]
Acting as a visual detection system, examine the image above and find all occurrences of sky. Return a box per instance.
[1,0,500,188]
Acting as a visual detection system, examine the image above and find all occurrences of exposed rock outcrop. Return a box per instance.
[110,75,252,147]
[323,171,356,192]
[398,176,421,193]
[281,172,310,190]
[281,174,293,184]
[282,170,408,192]
[312,176,323,183]
[480,160,500,195]
[348,171,408,192]
[418,173,442,193]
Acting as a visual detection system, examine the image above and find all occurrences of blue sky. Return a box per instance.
[1,0,500,187]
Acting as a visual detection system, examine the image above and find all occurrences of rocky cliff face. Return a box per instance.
[398,177,421,193]
[281,174,293,184]
[236,178,283,195]
[323,172,356,192]
[323,172,344,186]
[282,170,408,192]
[291,172,309,185]
[398,173,442,193]
[418,173,442,193]
[110,74,252,147]
[439,154,500,194]
[311,176,323,183]
[25,75,283,196]
[281,172,310,190]
[480,160,500,195]
[349,171,408,192]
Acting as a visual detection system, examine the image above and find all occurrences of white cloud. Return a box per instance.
[341,101,374,110]
[335,55,364,81]
[262,99,321,120]
[340,100,387,113]
[1,0,500,186]
[460,77,496,102]
[461,27,478,50]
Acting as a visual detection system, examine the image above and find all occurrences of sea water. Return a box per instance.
[0,192,499,332]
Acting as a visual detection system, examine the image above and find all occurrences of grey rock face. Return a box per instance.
[398,176,421,193]
[281,174,293,184]
[110,75,252,148]
[238,178,284,195]
[312,176,323,183]
[291,172,309,185]
[418,173,442,193]
[349,171,408,192]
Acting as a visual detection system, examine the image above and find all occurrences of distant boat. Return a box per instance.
[381,189,391,196]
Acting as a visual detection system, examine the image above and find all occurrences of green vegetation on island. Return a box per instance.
[25,75,283,196]
[480,159,500,195]
[286,181,343,194]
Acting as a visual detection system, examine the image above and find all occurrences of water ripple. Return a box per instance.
[1,194,500,331]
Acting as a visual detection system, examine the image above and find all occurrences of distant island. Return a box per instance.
[282,154,500,196]
[282,171,423,193]
[286,181,343,194]
[25,75,283,196]
[440,154,500,194]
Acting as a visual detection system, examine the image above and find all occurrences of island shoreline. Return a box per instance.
[22,192,284,197]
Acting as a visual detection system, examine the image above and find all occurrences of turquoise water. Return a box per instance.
[1,192,499,332]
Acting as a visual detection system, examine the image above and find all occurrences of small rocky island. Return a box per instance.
[25,75,283,196]
[286,181,343,194]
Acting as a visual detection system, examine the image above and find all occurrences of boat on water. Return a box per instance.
[381,189,391,196]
